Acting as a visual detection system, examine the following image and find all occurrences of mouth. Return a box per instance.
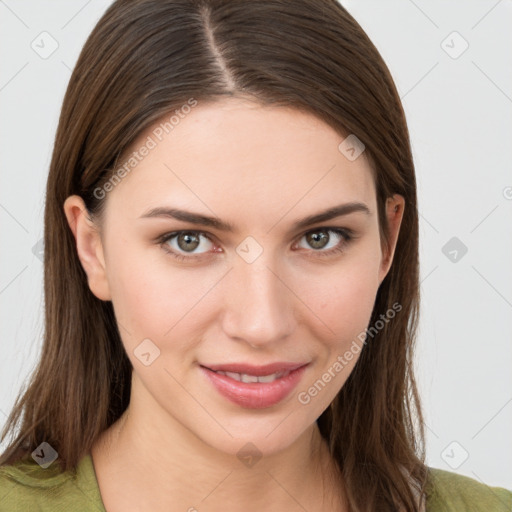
[199,361,310,409]
[209,369,292,383]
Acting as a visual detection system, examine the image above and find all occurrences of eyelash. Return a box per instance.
[157,227,355,262]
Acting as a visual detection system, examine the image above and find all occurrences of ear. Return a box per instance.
[63,195,112,301]
[378,194,405,286]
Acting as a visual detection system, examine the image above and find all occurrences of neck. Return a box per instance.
[91,377,346,511]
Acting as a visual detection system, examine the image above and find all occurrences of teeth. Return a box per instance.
[257,373,279,383]
[241,373,259,383]
[214,370,292,383]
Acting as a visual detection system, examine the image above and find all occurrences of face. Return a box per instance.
[64,97,404,458]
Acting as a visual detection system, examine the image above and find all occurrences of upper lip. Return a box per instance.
[202,362,309,376]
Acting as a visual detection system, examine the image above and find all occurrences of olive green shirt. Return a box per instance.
[0,453,511,511]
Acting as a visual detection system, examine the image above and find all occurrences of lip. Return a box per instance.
[203,361,307,376]
[200,362,310,409]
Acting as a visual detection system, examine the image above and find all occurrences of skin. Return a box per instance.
[64,96,404,512]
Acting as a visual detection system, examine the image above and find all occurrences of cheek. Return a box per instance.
[309,251,381,342]
[292,255,380,409]
[319,273,376,321]
[106,243,218,351]
[311,278,377,385]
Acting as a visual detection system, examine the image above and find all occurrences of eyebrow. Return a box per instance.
[139,201,371,232]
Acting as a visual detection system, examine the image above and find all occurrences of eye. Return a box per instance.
[157,226,354,262]
[158,231,216,261]
[294,227,353,257]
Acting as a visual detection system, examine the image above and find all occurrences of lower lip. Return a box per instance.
[200,365,308,409]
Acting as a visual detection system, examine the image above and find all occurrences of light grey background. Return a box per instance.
[1,0,511,490]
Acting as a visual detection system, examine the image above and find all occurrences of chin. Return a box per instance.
[189,406,320,462]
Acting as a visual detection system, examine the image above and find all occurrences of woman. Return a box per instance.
[0,0,510,510]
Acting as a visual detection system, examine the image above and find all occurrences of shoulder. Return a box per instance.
[0,452,105,512]
[425,466,512,512]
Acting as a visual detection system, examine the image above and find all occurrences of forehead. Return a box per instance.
[106,98,376,224]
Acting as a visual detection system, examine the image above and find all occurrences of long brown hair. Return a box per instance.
[0,0,428,509]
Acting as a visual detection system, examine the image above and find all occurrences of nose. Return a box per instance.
[220,253,296,349]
